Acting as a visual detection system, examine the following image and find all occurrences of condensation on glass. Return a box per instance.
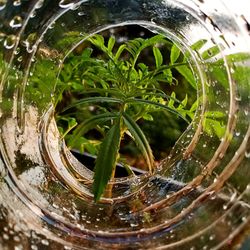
[0,0,249,249]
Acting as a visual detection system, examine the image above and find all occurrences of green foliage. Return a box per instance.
[93,118,121,202]
[55,33,198,201]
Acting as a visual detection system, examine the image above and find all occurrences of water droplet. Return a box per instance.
[0,32,6,41]
[13,0,21,6]
[235,131,241,136]
[14,47,20,55]
[41,239,49,246]
[30,11,37,18]
[230,67,235,74]
[245,150,250,158]
[130,221,139,227]
[4,35,16,49]
[14,245,23,250]
[59,0,74,9]
[14,235,21,242]
[235,94,242,102]
[223,204,228,210]
[31,245,38,250]
[241,216,247,222]
[70,3,80,10]
[209,234,215,240]
[17,56,22,62]
[23,34,37,53]
[35,0,44,9]
[9,16,23,28]
[3,233,9,240]
[64,246,72,250]
[78,11,85,16]
[0,0,6,11]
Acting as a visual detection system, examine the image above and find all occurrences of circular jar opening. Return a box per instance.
[54,24,198,200]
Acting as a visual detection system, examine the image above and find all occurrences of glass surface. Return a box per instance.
[0,0,249,249]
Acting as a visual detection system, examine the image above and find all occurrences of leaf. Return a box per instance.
[170,44,180,64]
[142,113,154,121]
[138,63,148,72]
[88,34,106,53]
[189,99,198,112]
[62,96,123,112]
[203,118,225,138]
[125,35,166,66]
[107,36,115,54]
[178,94,188,109]
[81,47,93,59]
[68,112,118,148]
[168,92,176,108]
[153,46,163,68]
[114,44,126,61]
[176,65,197,89]
[190,39,207,51]
[205,111,225,119]
[122,112,154,173]
[202,45,221,60]
[126,98,190,123]
[58,117,78,138]
[79,88,125,98]
[93,119,121,201]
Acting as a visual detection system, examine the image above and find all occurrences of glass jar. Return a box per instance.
[0,0,249,249]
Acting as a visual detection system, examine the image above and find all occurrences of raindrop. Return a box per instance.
[223,204,228,210]
[59,0,74,9]
[70,3,80,10]
[4,35,16,49]
[3,233,9,240]
[35,0,44,9]
[31,245,38,250]
[78,11,85,16]
[0,0,6,11]
[13,0,21,6]
[14,47,20,55]
[0,32,6,41]
[230,67,235,74]
[235,94,242,102]
[150,18,156,24]
[241,216,247,222]
[9,16,23,28]
[235,131,241,136]
[14,245,23,250]
[130,221,139,227]
[245,150,250,158]
[30,11,37,18]
[23,34,37,53]
[64,246,72,250]
[17,56,22,62]
[209,234,215,241]
[52,203,59,209]
[41,239,49,246]
[14,236,21,242]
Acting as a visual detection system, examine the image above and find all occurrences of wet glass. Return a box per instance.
[0,0,250,249]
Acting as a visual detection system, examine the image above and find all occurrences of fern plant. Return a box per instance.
[55,33,196,201]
